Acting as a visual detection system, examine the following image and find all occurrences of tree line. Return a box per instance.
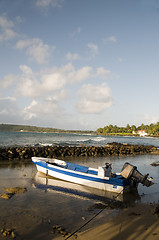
[0,124,95,134]
[96,122,159,136]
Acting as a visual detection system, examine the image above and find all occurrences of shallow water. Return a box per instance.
[0,155,159,239]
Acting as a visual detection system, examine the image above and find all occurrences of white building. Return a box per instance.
[137,130,148,137]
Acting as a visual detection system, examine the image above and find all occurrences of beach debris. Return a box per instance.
[87,203,107,211]
[4,187,27,194]
[154,204,159,217]
[51,225,71,237]
[128,212,141,216]
[87,201,126,211]
[0,187,27,200]
[152,232,158,236]
[151,161,159,167]
[0,228,16,238]
[0,193,14,199]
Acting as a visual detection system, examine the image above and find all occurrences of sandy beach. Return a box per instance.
[0,195,159,240]
[65,202,159,240]
[52,202,159,240]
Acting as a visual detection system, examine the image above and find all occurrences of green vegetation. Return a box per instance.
[0,124,95,134]
[1,122,159,137]
[96,123,159,136]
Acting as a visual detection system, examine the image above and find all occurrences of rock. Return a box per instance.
[52,225,69,237]
[11,231,16,238]
[151,161,159,167]
[0,193,14,199]
[154,204,159,217]
[5,187,27,194]
[0,142,159,161]
[0,228,16,238]
[0,187,27,199]
[3,231,7,236]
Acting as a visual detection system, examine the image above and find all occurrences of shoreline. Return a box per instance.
[0,142,159,161]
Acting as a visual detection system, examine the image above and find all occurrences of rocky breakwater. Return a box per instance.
[0,142,159,161]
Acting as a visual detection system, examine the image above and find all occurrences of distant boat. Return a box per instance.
[32,157,153,194]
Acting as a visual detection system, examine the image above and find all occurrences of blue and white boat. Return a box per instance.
[32,157,153,194]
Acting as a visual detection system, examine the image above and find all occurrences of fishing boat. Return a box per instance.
[32,157,153,194]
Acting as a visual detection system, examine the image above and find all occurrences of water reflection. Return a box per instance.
[34,172,140,204]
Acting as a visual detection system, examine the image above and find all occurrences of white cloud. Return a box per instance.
[76,83,113,114]
[0,15,14,29]
[27,40,52,64]
[23,100,38,119]
[1,63,114,128]
[16,64,67,97]
[0,15,18,42]
[87,43,98,58]
[35,0,63,8]
[118,57,123,62]
[103,35,117,44]
[15,38,54,64]
[66,52,80,61]
[96,67,112,80]
[16,63,94,98]
[46,89,68,102]
[0,96,16,101]
[19,65,33,75]
[15,65,39,97]
[0,74,16,88]
[68,66,92,83]
[23,98,62,121]
[144,114,159,124]
[41,72,66,91]
[0,96,21,123]
[70,27,81,38]
[15,39,32,49]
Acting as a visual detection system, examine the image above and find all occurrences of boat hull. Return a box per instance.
[32,157,131,194]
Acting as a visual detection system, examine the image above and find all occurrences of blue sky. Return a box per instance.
[0,0,159,130]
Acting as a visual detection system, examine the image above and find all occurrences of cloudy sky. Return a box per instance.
[0,0,159,130]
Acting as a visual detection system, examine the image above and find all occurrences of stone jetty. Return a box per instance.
[0,142,159,161]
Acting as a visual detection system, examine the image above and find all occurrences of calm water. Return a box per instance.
[1,131,159,147]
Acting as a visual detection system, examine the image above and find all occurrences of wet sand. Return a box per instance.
[0,197,159,240]
[64,202,159,240]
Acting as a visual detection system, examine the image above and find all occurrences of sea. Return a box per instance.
[1,131,159,147]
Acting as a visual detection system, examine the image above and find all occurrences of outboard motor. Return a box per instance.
[120,162,153,187]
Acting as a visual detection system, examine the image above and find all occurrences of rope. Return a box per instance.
[0,152,11,161]
[65,189,123,240]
